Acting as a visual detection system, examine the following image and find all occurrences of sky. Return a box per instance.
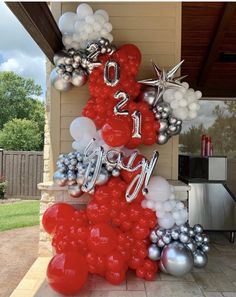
[0,2,46,101]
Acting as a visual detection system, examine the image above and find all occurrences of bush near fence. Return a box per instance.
[0,150,43,199]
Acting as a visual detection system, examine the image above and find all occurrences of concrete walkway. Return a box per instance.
[0,226,39,297]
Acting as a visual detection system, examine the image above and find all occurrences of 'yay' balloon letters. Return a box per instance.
[104,61,142,139]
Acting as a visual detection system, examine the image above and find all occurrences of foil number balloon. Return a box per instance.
[104,61,142,139]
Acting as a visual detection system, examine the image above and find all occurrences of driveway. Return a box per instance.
[0,226,39,297]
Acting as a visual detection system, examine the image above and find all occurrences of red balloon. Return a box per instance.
[102,116,132,147]
[106,251,125,272]
[42,203,75,235]
[105,270,126,285]
[117,44,142,65]
[88,223,117,255]
[47,252,88,295]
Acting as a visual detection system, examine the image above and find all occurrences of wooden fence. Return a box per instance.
[0,150,43,199]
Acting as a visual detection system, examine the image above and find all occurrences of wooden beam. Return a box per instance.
[6,2,63,63]
[197,3,236,86]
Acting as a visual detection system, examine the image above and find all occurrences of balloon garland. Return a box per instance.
[44,3,209,295]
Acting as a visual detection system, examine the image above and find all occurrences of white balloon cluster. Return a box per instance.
[141,176,188,229]
[163,82,202,120]
[59,3,113,50]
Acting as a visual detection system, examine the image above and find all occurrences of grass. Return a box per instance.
[0,201,40,231]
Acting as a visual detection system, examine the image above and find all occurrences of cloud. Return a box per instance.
[0,3,46,100]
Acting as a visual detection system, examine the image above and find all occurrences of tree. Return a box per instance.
[0,72,45,141]
[0,119,42,151]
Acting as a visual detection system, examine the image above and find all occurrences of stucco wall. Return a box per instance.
[45,2,182,182]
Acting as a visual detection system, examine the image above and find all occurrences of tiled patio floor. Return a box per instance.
[10,232,236,297]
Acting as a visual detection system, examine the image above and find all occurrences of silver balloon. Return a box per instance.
[195,234,203,243]
[159,120,168,133]
[169,117,177,125]
[161,242,194,277]
[156,228,165,237]
[111,168,120,177]
[53,51,67,66]
[193,224,203,234]
[171,229,179,240]
[68,184,83,198]
[138,87,157,106]
[169,125,182,136]
[157,132,169,145]
[57,162,66,173]
[62,72,72,81]
[157,238,165,248]
[150,230,159,243]
[70,158,78,166]
[201,244,210,253]
[65,65,73,72]
[159,260,168,273]
[148,244,161,261]
[71,69,88,87]
[163,234,172,244]
[73,53,82,63]
[76,173,84,185]
[50,69,73,92]
[186,239,197,252]
[67,173,77,186]
[202,234,210,244]
[96,168,109,185]
[179,232,190,244]
[193,250,208,268]
[53,171,67,186]
[180,225,189,233]
[188,228,195,237]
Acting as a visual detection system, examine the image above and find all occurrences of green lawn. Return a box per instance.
[0,201,40,231]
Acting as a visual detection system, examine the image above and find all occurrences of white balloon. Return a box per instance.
[159,213,175,229]
[169,193,175,200]
[85,15,95,24]
[170,100,179,109]
[100,28,109,36]
[154,201,164,211]
[70,117,97,141]
[93,22,102,32]
[163,201,174,212]
[103,33,113,43]
[174,91,183,101]
[95,9,109,22]
[59,12,77,34]
[70,41,80,50]
[94,14,106,25]
[103,22,113,32]
[181,82,189,89]
[89,32,100,40]
[176,201,184,210]
[146,200,155,210]
[195,90,202,99]
[77,3,93,19]
[156,210,166,219]
[146,176,171,202]
[85,24,93,34]
[172,210,181,220]
[62,33,73,46]
[179,99,188,107]
[173,107,188,120]
[163,89,175,103]
[74,20,87,32]
[189,102,198,111]
[141,200,148,209]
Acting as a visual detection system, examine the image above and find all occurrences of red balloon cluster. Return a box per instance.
[82,44,159,148]
[43,175,158,295]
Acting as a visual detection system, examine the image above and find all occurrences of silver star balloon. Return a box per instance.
[139,60,186,107]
